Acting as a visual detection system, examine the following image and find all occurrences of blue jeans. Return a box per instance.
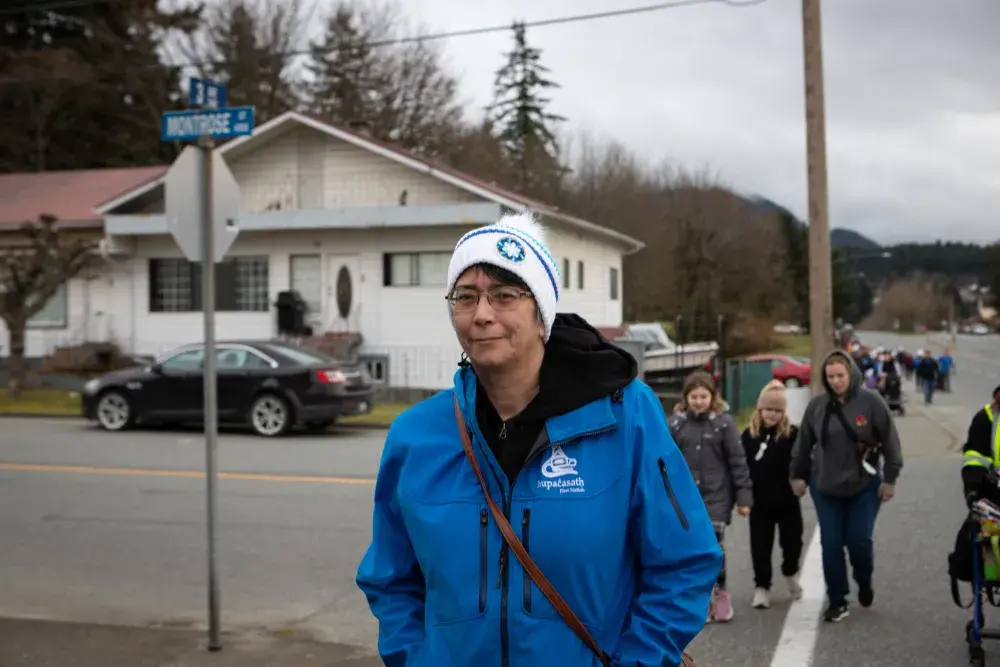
[922,378,935,404]
[810,477,882,605]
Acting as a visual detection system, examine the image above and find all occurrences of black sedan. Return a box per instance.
[81,340,374,436]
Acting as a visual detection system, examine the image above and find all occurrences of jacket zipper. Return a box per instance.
[521,508,532,612]
[479,508,488,613]
[658,457,690,530]
[498,425,617,667]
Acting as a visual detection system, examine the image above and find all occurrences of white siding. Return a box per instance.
[51,121,630,389]
[0,271,121,358]
[227,126,480,212]
[110,222,624,390]
[546,226,624,328]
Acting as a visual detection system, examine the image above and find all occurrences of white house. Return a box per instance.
[6,112,644,390]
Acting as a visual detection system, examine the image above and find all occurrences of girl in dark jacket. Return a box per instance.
[669,371,753,622]
[742,380,805,609]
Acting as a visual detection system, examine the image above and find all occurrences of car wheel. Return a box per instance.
[785,378,800,388]
[96,390,133,432]
[249,393,291,437]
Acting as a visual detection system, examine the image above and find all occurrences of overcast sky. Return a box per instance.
[390,0,998,245]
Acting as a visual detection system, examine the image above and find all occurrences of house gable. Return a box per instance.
[225,124,482,212]
[95,111,644,254]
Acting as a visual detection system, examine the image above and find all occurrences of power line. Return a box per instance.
[0,0,127,18]
[0,0,768,86]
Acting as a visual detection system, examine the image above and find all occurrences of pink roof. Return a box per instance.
[0,166,166,228]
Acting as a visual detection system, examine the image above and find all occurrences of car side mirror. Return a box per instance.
[148,363,163,374]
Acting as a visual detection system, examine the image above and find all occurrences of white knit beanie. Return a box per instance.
[445,211,561,341]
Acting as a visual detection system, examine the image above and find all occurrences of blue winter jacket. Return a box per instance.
[356,367,722,667]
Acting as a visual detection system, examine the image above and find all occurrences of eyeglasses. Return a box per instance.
[445,286,533,312]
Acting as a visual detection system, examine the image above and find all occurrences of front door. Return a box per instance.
[326,254,361,332]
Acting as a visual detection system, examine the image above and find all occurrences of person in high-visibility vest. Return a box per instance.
[961,383,1000,507]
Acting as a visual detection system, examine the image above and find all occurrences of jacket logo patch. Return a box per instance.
[856,415,867,427]
[537,445,585,494]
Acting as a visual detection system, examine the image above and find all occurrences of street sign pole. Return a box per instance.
[162,76,253,654]
[198,134,222,652]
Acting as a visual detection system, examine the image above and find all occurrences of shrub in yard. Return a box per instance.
[39,342,138,376]
[724,313,775,357]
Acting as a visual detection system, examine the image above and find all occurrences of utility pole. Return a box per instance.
[802,0,834,392]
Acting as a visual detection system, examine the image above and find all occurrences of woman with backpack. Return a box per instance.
[741,380,804,609]
[790,350,903,623]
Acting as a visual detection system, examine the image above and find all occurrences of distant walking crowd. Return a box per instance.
[846,341,954,405]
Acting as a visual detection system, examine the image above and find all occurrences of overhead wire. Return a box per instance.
[0,0,768,86]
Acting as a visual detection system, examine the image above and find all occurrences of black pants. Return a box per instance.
[714,525,727,588]
[749,504,804,590]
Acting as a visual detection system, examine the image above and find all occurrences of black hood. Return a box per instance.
[472,313,638,483]
[528,313,638,419]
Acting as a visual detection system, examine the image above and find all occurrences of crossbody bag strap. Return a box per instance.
[452,396,611,666]
[830,402,878,462]
[452,396,700,667]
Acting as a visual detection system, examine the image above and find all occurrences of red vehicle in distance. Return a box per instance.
[746,353,812,388]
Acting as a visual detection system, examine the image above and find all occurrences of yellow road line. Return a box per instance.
[0,462,375,485]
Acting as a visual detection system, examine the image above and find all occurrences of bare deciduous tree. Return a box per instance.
[3,48,89,171]
[305,0,463,155]
[555,132,791,341]
[861,274,950,332]
[174,0,313,123]
[0,215,96,396]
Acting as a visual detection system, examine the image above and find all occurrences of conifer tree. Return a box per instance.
[488,22,567,196]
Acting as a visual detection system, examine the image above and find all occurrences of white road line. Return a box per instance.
[770,527,825,667]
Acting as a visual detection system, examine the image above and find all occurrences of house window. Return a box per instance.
[28,283,68,329]
[234,257,269,311]
[150,259,195,312]
[149,257,270,312]
[383,252,451,287]
[610,267,620,301]
[289,254,322,315]
[562,258,570,289]
[577,261,584,290]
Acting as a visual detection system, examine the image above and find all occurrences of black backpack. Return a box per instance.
[948,517,981,607]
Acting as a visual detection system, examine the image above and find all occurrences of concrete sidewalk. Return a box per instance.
[0,618,382,667]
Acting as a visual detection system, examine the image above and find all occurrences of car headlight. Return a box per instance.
[83,379,101,394]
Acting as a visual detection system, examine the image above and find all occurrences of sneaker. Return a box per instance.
[787,573,804,600]
[858,585,874,608]
[752,587,770,609]
[823,601,849,623]
[714,588,734,621]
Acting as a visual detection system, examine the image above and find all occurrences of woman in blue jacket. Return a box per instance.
[356,211,723,667]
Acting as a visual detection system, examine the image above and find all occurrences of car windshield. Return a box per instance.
[624,323,672,351]
[265,343,337,366]
[791,356,811,364]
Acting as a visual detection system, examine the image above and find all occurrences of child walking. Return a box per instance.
[741,380,805,609]
[669,371,753,622]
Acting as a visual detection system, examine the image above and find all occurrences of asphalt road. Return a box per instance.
[0,331,997,666]
[0,421,383,650]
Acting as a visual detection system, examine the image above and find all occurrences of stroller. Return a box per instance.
[879,372,905,416]
[954,498,1000,667]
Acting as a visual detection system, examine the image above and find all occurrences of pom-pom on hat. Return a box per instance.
[445,211,561,341]
[757,379,788,411]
